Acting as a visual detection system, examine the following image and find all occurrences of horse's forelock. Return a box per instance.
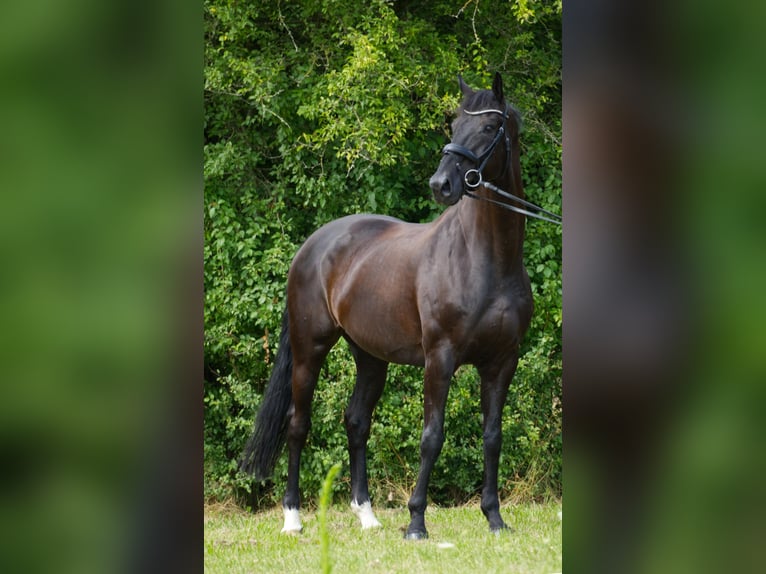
[460,89,498,113]
[459,90,522,132]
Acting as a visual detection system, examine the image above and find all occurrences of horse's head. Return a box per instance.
[430,73,520,206]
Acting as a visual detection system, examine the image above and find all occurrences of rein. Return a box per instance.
[465,183,563,225]
[442,106,562,225]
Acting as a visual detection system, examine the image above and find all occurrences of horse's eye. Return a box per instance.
[483,124,495,133]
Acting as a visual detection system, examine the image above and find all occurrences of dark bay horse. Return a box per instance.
[241,73,538,539]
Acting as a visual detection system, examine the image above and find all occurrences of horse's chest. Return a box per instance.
[426,283,530,345]
[474,296,524,338]
[476,271,533,327]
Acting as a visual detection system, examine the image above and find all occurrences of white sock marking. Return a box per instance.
[350,500,382,529]
[281,507,302,534]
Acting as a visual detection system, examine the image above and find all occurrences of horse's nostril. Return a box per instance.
[429,174,451,197]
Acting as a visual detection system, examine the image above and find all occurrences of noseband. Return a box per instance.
[441,105,562,225]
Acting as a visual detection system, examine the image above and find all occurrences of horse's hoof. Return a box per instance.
[404,529,428,540]
[490,523,513,535]
[281,507,302,534]
[351,500,382,530]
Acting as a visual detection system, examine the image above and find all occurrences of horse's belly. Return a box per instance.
[340,307,425,366]
[365,339,425,366]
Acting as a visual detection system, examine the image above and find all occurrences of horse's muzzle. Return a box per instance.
[429,167,462,206]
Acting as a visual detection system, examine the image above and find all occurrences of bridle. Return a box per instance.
[441,105,562,225]
[443,106,512,190]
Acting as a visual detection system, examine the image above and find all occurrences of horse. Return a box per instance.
[241,73,552,539]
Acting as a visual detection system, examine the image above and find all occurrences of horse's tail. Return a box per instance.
[239,309,293,480]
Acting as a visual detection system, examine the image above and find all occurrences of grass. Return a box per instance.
[204,499,562,573]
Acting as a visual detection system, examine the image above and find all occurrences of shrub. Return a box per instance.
[204,0,561,506]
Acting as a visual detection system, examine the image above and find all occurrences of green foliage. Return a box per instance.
[204,0,561,505]
[319,463,342,574]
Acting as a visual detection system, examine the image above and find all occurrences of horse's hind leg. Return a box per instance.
[281,323,339,534]
[344,340,387,529]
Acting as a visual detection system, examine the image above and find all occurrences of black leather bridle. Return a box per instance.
[441,105,562,225]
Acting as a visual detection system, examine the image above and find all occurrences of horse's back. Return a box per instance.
[290,213,421,275]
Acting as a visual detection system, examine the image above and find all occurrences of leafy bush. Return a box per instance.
[204,0,561,506]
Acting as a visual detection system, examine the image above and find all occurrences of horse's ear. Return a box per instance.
[492,72,504,103]
[458,75,474,97]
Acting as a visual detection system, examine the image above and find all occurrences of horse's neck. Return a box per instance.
[457,175,526,269]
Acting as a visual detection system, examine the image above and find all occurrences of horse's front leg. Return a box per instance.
[405,347,454,540]
[477,355,519,533]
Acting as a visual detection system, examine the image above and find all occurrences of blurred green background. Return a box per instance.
[0,1,199,572]
[564,0,766,573]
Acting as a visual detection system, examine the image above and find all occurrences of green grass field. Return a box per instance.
[205,501,562,573]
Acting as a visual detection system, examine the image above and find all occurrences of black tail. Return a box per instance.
[239,309,293,480]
